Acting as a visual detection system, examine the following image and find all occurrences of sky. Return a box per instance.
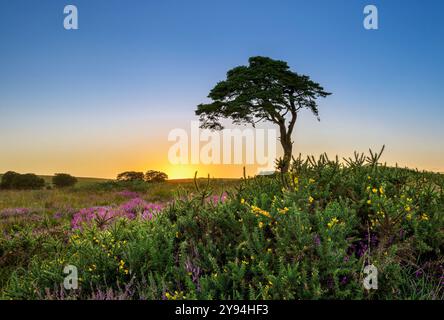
[0,0,443,179]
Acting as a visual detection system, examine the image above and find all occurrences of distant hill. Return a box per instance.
[0,173,242,188]
[166,177,240,184]
[0,174,111,187]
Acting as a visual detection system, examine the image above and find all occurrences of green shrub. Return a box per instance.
[52,173,78,188]
[0,171,21,189]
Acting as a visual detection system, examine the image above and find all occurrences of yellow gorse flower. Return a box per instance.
[251,205,272,219]
[377,210,385,218]
[308,196,314,204]
[327,217,339,229]
[165,291,186,300]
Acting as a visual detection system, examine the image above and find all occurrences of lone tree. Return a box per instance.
[196,56,331,172]
[52,173,78,188]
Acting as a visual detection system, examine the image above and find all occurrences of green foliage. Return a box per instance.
[144,170,168,183]
[116,171,144,182]
[1,149,443,300]
[195,56,332,172]
[0,171,45,190]
[116,170,168,184]
[0,171,21,189]
[52,173,78,188]
[195,56,331,130]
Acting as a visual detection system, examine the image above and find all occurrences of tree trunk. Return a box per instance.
[281,139,293,173]
[278,123,293,173]
[278,111,296,173]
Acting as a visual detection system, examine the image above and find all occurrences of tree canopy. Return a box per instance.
[196,56,331,172]
[52,173,78,188]
[0,171,45,190]
[116,170,168,183]
[116,171,145,182]
[145,170,168,183]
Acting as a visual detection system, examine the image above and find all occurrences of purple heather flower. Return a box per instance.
[71,198,164,230]
[0,208,30,218]
[116,190,140,199]
[53,212,63,219]
[313,234,321,247]
[185,257,202,290]
[399,228,406,239]
[206,192,228,205]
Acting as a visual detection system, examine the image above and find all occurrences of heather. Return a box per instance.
[0,150,443,299]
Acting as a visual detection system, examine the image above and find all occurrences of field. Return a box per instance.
[0,174,111,188]
[0,151,443,300]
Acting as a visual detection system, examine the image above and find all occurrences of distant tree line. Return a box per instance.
[117,170,168,183]
[0,171,78,190]
[0,171,45,190]
[0,169,167,191]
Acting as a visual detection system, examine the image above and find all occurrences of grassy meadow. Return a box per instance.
[0,150,443,300]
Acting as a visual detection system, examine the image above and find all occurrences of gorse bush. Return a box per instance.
[1,149,443,300]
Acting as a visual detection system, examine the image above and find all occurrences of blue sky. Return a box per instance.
[0,0,443,177]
